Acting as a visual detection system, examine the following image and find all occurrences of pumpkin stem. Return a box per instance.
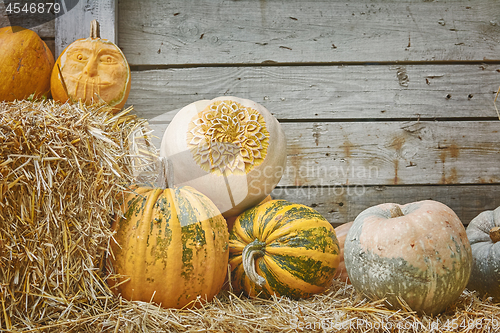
[242,239,267,287]
[490,226,500,243]
[389,204,404,218]
[90,19,101,39]
[156,157,174,189]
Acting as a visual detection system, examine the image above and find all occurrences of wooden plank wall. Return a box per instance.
[118,0,500,226]
[2,0,500,227]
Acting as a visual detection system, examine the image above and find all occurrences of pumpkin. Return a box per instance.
[51,20,131,112]
[228,199,340,299]
[160,96,287,218]
[108,159,229,309]
[333,221,353,284]
[466,206,500,301]
[221,194,273,291]
[226,194,273,232]
[344,200,472,315]
[0,26,54,101]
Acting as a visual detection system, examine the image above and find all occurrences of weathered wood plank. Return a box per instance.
[118,0,500,65]
[0,2,55,37]
[282,120,500,187]
[55,0,117,57]
[271,184,500,227]
[128,65,500,121]
[147,120,500,186]
[44,39,55,58]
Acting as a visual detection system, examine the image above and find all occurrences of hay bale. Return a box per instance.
[0,100,153,330]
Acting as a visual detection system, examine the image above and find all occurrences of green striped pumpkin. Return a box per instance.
[108,183,229,309]
[229,199,340,299]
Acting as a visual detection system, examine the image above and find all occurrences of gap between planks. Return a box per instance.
[130,59,500,71]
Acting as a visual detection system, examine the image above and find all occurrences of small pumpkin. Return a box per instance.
[0,26,54,101]
[108,159,229,309]
[160,96,287,218]
[51,20,131,112]
[229,199,340,299]
[466,206,500,301]
[344,200,472,315]
[333,221,353,284]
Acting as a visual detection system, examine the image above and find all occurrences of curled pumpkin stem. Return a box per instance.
[242,239,267,287]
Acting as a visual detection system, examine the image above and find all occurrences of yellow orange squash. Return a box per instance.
[0,26,54,101]
[108,160,229,308]
[229,199,340,299]
[51,20,130,112]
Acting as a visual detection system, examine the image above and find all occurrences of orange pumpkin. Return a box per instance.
[51,20,131,112]
[0,26,54,101]
[108,158,229,309]
[109,184,229,309]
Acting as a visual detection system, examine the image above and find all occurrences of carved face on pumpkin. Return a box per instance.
[57,39,129,106]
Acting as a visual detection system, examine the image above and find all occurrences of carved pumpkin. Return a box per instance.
[51,20,131,112]
[108,159,229,309]
[160,96,287,217]
[466,206,500,301]
[344,200,472,315]
[333,221,353,283]
[229,199,340,299]
[0,26,54,101]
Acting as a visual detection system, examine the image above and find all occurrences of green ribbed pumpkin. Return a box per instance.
[108,183,229,309]
[228,199,340,299]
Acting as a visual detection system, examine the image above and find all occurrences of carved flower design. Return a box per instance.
[187,100,269,175]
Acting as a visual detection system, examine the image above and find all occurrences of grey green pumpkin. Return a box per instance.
[466,206,500,301]
[344,200,472,315]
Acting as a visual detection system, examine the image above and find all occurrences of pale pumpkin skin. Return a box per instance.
[51,21,131,112]
[108,184,229,309]
[0,26,54,101]
[344,200,472,315]
[333,221,353,284]
[160,96,287,218]
[466,206,500,301]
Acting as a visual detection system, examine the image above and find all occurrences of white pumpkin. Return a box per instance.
[160,96,287,217]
